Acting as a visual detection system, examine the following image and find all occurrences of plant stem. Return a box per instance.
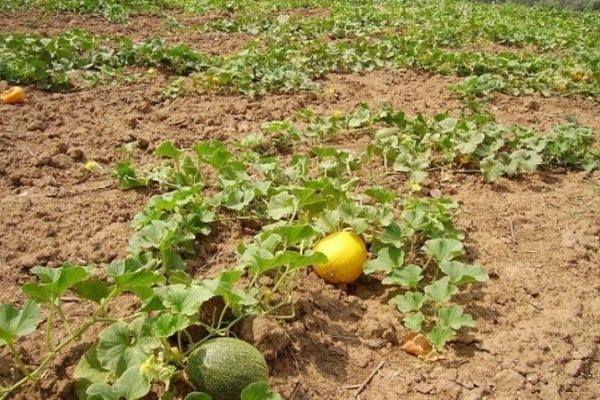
[55,303,74,337]
[7,343,34,380]
[0,376,28,400]
[215,304,231,331]
[44,305,55,352]
[160,337,173,360]
[270,266,292,297]
[177,332,183,356]
[183,313,248,357]
[1,287,120,399]
[262,297,294,317]
[95,313,142,323]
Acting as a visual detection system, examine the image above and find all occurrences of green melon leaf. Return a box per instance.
[74,345,110,400]
[390,291,425,313]
[155,284,214,316]
[403,312,425,333]
[241,381,283,400]
[427,326,456,351]
[422,238,464,263]
[96,319,161,375]
[438,305,475,330]
[424,277,458,304]
[364,246,404,275]
[0,300,43,346]
[184,393,213,400]
[155,141,183,160]
[112,365,151,400]
[22,265,90,303]
[72,279,112,304]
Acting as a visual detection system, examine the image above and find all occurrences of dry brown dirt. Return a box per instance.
[1,11,599,400]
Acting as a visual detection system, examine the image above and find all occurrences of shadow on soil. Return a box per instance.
[270,275,370,386]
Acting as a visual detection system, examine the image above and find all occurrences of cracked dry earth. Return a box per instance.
[1,11,600,400]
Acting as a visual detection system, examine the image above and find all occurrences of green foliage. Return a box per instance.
[0,301,42,347]
[1,0,174,21]
[2,0,599,98]
[488,0,600,11]
[2,0,600,396]
[241,381,284,400]
[2,98,598,397]
[54,0,176,22]
[0,31,211,90]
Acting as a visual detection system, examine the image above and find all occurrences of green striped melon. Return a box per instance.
[185,337,269,400]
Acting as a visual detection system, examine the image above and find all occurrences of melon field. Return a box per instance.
[1,0,599,399]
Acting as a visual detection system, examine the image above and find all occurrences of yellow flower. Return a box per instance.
[331,110,344,118]
[139,357,154,375]
[410,182,422,192]
[401,137,412,146]
[84,160,99,171]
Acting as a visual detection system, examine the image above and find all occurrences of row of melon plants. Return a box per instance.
[2,0,598,111]
[3,103,599,399]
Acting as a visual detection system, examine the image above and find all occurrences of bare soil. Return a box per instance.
[1,11,599,400]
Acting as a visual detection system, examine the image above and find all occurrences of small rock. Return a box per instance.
[127,117,139,129]
[66,148,83,160]
[50,154,74,169]
[523,284,540,297]
[564,359,583,377]
[35,154,52,167]
[429,188,442,198]
[27,120,47,131]
[56,142,69,153]
[356,354,371,368]
[138,138,150,150]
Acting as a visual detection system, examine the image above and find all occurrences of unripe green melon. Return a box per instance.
[185,338,269,400]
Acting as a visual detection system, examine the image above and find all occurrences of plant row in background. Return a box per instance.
[193,0,600,51]
[2,103,599,399]
[0,0,334,17]
[1,0,599,99]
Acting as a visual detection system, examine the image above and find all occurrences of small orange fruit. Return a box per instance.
[1,86,26,104]
[313,231,367,284]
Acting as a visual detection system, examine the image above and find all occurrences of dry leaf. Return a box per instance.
[401,332,433,357]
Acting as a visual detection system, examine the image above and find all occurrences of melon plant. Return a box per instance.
[185,338,269,400]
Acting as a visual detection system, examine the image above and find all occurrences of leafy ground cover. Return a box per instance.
[1,0,599,399]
